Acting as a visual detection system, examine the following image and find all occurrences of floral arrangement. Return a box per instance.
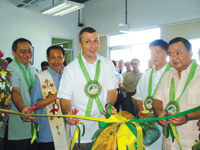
[0,49,12,127]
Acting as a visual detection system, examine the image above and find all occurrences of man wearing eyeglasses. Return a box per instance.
[30,45,70,150]
[7,38,38,150]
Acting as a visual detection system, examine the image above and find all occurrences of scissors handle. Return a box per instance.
[74,108,77,125]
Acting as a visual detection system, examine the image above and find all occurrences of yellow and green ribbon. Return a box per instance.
[71,122,85,150]
[1,105,200,150]
[31,121,39,144]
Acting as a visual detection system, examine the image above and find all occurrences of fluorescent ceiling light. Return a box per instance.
[40,0,85,16]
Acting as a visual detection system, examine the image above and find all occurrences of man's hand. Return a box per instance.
[138,111,147,119]
[157,111,170,127]
[21,105,36,122]
[146,113,155,118]
[103,105,117,116]
[65,109,80,125]
[169,115,187,126]
[138,110,155,119]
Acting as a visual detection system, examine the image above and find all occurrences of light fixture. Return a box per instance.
[40,0,85,16]
[119,0,129,28]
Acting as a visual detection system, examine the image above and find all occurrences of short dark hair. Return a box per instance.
[131,58,140,65]
[149,39,168,52]
[46,45,65,58]
[5,57,13,64]
[169,37,192,52]
[63,60,67,66]
[112,60,117,67]
[12,38,32,52]
[41,61,49,67]
[79,27,97,42]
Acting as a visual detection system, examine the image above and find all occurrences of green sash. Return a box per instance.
[14,58,33,96]
[164,61,198,150]
[78,54,104,117]
[144,63,171,112]
[166,60,197,113]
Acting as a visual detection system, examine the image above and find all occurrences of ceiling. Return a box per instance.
[10,0,90,8]
[71,0,89,3]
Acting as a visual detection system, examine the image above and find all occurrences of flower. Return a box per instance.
[3,60,8,69]
[0,50,4,58]
[0,49,12,125]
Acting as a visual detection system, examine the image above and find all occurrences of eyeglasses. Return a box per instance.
[49,57,63,61]
[131,63,138,65]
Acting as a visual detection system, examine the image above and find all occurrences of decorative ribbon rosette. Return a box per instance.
[144,96,154,112]
[84,80,102,99]
[0,49,12,127]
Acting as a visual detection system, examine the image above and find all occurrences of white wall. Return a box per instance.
[0,0,81,71]
[83,0,200,35]
[1,0,200,71]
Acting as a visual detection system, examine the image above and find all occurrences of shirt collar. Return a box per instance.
[154,63,169,74]
[81,53,99,65]
[181,60,194,76]
[48,67,63,77]
[14,58,30,70]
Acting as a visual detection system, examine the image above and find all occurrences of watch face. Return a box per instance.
[84,80,102,98]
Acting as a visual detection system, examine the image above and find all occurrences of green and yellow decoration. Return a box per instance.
[144,63,171,113]
[0,106,200,149]
[0,49,12,128]
[78,54,104,117]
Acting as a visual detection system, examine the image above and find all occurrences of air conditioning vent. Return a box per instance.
[17,0,37,7]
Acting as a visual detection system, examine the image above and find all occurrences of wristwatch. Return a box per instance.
[185,114,189,124]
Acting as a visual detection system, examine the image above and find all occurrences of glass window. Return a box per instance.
[110,47,132,62]
[189,38,200,64]
[109,28,160,72]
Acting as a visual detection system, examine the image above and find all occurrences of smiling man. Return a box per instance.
[7,38,38,150]
[57,27,118,149]
[134,39,170,150]
[153,37,200,150]
[31,45,70,150]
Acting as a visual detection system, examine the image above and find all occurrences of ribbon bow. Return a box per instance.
[91,111,144,150]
